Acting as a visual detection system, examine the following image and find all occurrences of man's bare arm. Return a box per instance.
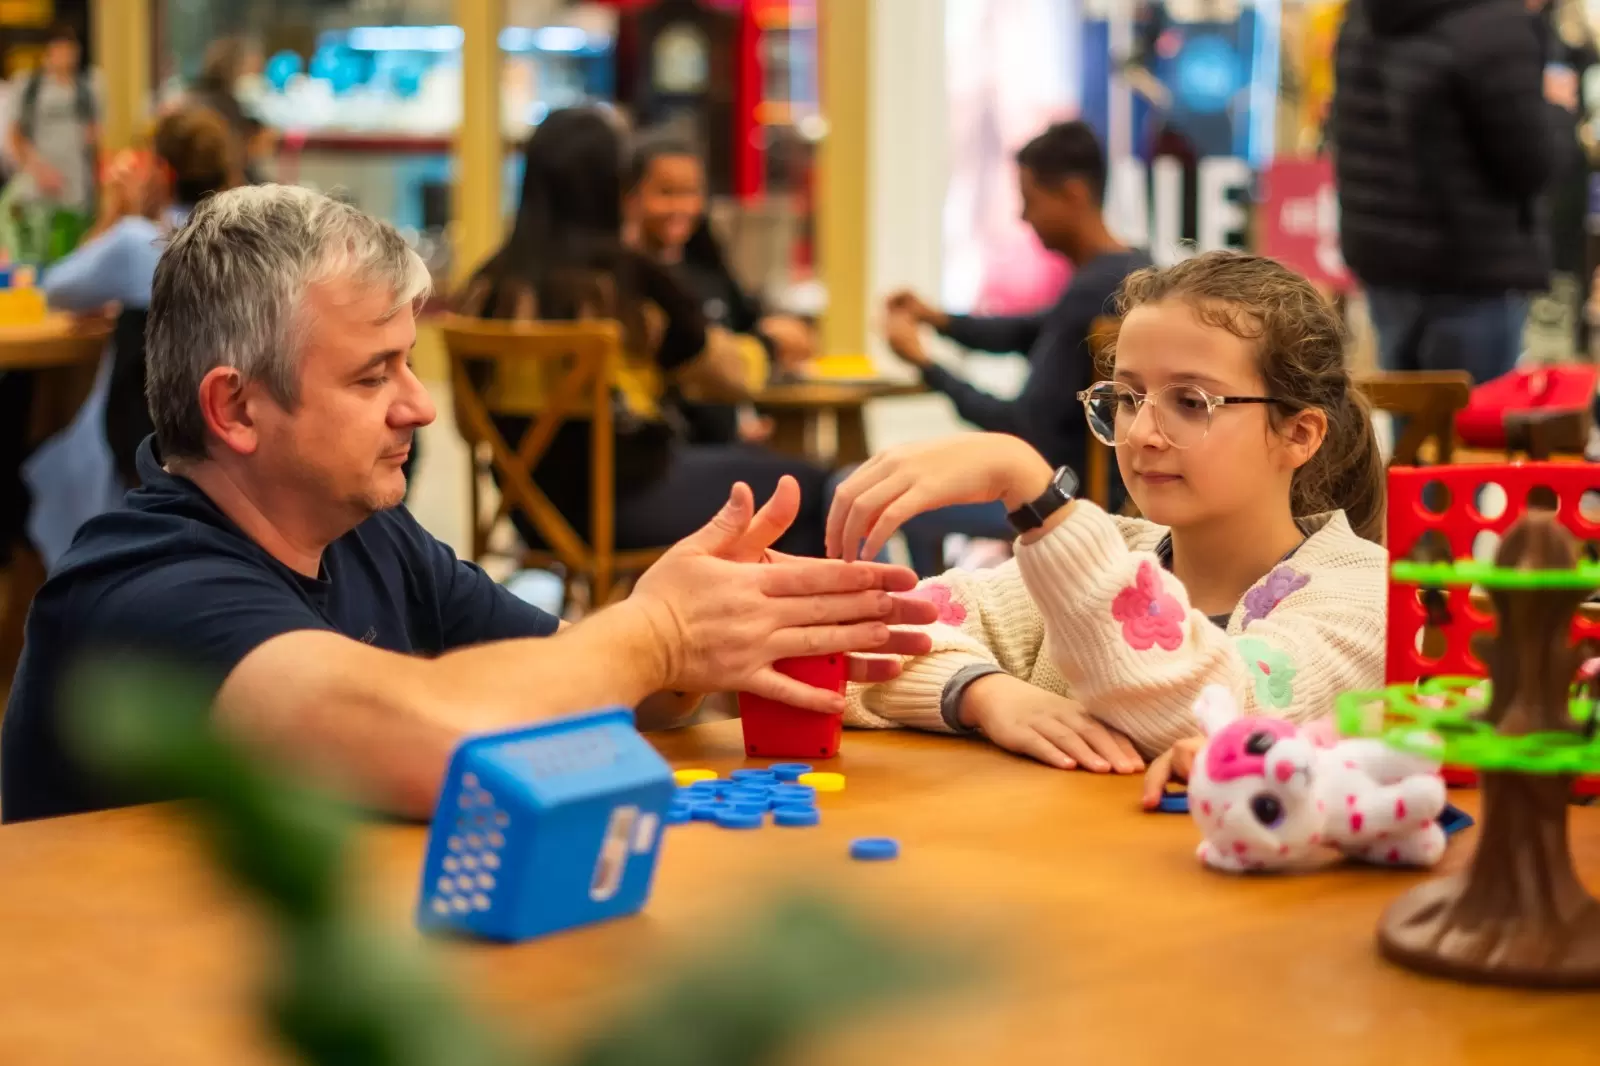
[216,599,673,820]
[552,618,703,731]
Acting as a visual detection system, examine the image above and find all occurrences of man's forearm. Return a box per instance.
[431,599,673,721]
[218,600,677,820]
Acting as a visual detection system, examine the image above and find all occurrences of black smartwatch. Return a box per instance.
[1005,465,1079,533]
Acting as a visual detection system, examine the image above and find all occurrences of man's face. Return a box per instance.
[1017,165,1090,254]
[43,38,78,78]
[251,278,435,524]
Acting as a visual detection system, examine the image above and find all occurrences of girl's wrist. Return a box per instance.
[997,440,1055,512]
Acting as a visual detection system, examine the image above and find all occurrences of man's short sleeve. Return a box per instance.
[423,535,561,647]
[78,555,337,683]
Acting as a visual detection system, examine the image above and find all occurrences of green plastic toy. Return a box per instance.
[1336,676,1600,775]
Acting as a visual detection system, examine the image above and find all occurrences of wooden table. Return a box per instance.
[0,313,109,685]
[3,721,1599,1065]
[755,378,925,466]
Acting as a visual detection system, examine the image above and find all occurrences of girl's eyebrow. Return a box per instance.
[1167,370,1236,392]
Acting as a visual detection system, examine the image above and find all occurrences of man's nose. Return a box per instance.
[394,363,437,428]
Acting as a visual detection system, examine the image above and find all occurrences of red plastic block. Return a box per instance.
[1387,463,1600,686]
[1387,463,1600,796]
[738,655,847,759]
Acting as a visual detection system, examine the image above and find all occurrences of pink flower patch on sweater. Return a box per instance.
[1110,560,1184,651]
[905,583,967,626]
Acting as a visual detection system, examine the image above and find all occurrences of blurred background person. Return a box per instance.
[4,22,98,263]
[1530,0,1597,355]
[879,120,1148,575]
[189,35,275,185]
[625,129,815,446]
[22,105,242,570]
[459,107,831,557]
[1332,0,1556,382]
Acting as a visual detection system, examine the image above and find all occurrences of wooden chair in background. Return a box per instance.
[1353,370,1473,466]
[1082,315,1120,509]
[0,319,110,689]
[438,316,670,610]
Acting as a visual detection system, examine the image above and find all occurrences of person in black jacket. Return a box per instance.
[1332,0,1557,382]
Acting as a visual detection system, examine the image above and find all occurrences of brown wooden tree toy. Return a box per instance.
[1361,511,1600,986]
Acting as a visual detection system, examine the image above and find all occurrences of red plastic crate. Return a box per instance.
[737,654,847,759]
[1387,463,1600,794]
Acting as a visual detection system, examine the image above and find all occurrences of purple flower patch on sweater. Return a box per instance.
[1241,566,1309,628]
[1111,560,1185,651]
[906,583,967,625]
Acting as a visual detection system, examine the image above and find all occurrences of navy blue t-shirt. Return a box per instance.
[2,438,560,823]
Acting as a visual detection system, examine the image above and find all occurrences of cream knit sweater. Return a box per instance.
[846,502,1388,756]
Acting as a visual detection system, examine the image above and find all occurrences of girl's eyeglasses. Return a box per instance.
[1076,380,1284,450]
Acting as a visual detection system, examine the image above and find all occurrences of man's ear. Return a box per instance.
[195,365,259,457]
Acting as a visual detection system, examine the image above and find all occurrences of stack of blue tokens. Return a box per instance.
[664,767,822,830]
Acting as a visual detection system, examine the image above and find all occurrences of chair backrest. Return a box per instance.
[106,308,151,487]
[9,317,112,445]
[1082,316,1119,509]
[1354,370,1473,466]
[437,315,625,575]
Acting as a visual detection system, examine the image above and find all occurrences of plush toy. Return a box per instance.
[1187,685,1449,874]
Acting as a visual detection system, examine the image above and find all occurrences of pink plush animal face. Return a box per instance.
[1203,716,1300,783]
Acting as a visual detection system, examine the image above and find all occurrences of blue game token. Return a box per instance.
[850,837,899,861]
[665,805,692,825]
[714,808,764,829]
[730,769,779,784]
[771,784,815,804]
[690,803,724,822]
[770,763,813,782]
[773,805,820,827]
[730,801,769,818]
[728,790,773,808]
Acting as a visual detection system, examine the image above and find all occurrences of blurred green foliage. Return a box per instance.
[67,658,960,1066]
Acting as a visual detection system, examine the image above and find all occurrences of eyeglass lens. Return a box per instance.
[1083,383,1212,448]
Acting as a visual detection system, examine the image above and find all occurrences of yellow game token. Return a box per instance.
[674,768,718,786]
[797,771,845,792]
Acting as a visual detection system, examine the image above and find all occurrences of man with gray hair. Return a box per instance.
[2,185,934,823]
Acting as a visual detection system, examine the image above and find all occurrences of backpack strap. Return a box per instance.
[74,73,94,125]
[16,71,41,143]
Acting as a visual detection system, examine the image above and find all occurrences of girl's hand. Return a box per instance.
[962,673,1144,774]
[826,433,1053,561]
[1141,737,1206,809]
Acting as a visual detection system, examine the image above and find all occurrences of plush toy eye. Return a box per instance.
[1250,793,1285,827]
[1244,731,1276,756]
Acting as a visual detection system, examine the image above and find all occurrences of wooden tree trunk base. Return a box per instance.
[1379,773,1600,987]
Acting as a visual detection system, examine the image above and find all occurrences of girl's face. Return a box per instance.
[629,154,704,255]
[1108,299,1325,531]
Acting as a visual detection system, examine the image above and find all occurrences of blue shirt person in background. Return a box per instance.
[23,104,241,569]
[3,185,939,823]
[874,120,1150,575]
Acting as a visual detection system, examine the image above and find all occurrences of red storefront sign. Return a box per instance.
[1258,157,1352,292]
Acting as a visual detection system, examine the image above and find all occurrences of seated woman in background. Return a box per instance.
[22,104,240,568]
[625,130,815,446]
[457,107,831,557]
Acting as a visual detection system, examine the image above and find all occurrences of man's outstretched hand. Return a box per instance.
[631,478,937,712]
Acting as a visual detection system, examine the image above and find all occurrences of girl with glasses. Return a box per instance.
[827,251,1388,803]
